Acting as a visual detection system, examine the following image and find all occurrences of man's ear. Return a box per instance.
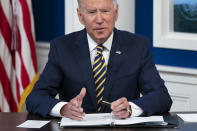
[77,8,85,25]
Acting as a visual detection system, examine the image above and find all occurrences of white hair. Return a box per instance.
[77,0,117,9]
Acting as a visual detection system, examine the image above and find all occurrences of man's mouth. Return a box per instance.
[94,28,105,32]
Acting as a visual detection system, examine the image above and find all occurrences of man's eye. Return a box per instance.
[88,11,96,14]
[103,10,109,13]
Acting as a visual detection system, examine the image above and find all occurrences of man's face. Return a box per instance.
[77,0,119,44]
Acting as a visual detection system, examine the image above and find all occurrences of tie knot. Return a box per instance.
[96,44,104,54]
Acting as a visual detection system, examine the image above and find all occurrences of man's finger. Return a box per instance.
[76,88,86,101]
[70,104,84,113]
[70,109,85,119]
[111,97,127,109]
[113,108,127,116]
[70,113,84,121]
[70,98,79,107]
[112,102,128,112]
[113,110,129,119]
[71,88,86,107]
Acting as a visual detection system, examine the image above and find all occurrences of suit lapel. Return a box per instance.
[72,29,97,109]
[103,29,126,102]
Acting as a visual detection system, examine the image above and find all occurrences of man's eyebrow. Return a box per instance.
[87,8,96,10]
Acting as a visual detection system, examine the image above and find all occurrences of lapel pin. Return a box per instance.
[115,51,121,55]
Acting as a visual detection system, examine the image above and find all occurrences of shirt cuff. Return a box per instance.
[49,102,68,117]
[49,101,143,117]
[129,102,143,117]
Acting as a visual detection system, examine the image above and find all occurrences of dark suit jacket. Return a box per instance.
[26,28,172,117]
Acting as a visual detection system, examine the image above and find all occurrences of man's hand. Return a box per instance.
[60,88,86,120]
[111,97,131,119]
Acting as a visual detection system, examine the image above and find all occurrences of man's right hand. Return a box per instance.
[60,88,86,120]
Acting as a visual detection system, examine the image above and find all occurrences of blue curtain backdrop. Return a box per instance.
[135,0,197,69]
[32,0,65,42]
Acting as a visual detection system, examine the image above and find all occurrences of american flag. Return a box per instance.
[0,0,38,112]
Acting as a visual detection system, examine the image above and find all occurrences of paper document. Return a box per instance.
[177,113,197,122]
[17,120,50,128]
[60,113,164,127]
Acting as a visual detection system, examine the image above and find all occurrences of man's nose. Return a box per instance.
[95,12,104,24]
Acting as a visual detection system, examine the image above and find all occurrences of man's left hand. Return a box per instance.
[111,97,131,119]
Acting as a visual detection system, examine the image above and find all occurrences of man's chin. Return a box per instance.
[95,37,108,44]
[91,33,110,43]
[95,34,108,40]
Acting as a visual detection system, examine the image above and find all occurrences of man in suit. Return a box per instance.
[26,0,172,120]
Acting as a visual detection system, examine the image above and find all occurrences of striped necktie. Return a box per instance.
[93,44,107,112]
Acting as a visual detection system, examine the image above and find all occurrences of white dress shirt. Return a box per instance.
[50,32,143,117]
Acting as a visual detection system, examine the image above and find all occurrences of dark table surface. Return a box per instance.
[0,112,197,131]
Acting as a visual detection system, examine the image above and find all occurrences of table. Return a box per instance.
[0,112,197,131]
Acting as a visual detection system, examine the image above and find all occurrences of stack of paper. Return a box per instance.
[60,113,164,127]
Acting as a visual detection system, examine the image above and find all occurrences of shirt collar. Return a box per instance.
[87,32,114,52]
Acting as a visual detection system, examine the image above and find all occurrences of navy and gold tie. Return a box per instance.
[93,44,106,112]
